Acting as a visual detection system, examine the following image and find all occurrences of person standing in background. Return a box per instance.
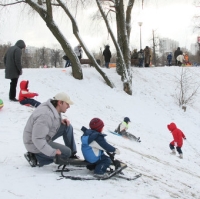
[74,44,83,61]
[4,40,26,101]
[174,47,182,66]
[103,45,112,68]
[167,52,172,66]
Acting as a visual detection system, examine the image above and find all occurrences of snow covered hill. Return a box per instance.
[0,66,200,199]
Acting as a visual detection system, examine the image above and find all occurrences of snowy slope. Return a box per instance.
[0,66,200,199]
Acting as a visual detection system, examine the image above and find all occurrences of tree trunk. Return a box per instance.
[97,0,132,95]
[57,0,113,88]
[26,0,83,79]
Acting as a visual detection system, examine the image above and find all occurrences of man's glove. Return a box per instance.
[115,148,120,155]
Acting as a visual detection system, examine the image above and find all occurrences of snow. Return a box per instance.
[0,66,200,199]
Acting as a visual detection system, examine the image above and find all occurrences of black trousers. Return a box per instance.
[169,143,182,154]
[9,78,18,99]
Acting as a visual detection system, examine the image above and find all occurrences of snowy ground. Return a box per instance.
[0,66,200,199]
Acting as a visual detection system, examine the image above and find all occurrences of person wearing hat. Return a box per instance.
[81,118,120,178]
[74,44,83,60]
[114,117,141,142]
[23,92,78,167]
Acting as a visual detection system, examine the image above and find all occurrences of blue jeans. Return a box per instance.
[105,62,110,68]
[20,98,41,107]
[94,154,112,174]
[139,59,144,67]
[65,60,71,67]
[35,124,77,166]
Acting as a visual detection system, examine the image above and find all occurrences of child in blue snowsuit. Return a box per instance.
[167,53,172,66]
[81,118,120,178]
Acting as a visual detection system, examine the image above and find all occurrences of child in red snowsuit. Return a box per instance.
[18,80,41,107]
[167,122,186,159]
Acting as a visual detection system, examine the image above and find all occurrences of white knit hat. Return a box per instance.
[53,92,74,105]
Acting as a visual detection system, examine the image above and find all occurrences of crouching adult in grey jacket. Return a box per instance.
[23,92,78,167]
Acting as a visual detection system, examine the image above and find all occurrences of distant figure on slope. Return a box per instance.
[62,55,71,68]
[74,44,83,60]
[81,118,120,178]
[4,40,26,102]
[114,117,141,142]
[138,49,144,67]
[167,122,186,159]
[174,47,183,66]
[18,80,41,107]
[176,53,185,66]
[103,45,112,68]
[167,52,172,66]
[144,46,151,67]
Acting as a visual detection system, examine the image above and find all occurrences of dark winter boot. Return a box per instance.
[24,152,38,167]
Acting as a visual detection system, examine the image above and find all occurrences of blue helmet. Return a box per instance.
[124,117,131,123]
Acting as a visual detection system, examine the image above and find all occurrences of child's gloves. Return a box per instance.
[115,148,120,155]
[34,93,39,96]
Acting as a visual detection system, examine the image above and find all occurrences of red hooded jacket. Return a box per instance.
[18,80,38,102]
[167,122,186,147]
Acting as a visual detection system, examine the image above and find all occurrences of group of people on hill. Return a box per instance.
[3,40,187,179]
[167,47,191,66]
[131,46,152,67]
[63,44,112,69]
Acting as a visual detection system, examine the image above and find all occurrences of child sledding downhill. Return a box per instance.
[167,122,186,159]
[18,80,41,107]
[81,118,120,179]
[114,117,141,142]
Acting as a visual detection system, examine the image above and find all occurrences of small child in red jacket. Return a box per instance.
[18,80,41,107]
[167,122,186,159]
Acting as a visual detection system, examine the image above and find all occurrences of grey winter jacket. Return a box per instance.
[4,40,26,79]
[23,99,61,156]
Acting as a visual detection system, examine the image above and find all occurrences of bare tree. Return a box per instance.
[96,0,133,95]
[50,49,62,68]
[0,43,11,69]
[174,68,200,110]
[0,0,114,88]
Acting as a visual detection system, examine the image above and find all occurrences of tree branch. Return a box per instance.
[0,1,25,6]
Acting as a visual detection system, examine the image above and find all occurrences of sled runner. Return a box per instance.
[54,153,142,181]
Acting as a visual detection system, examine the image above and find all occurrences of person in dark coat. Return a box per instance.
[62,55,71,67]
[174,47,182,66]
[103,45,112,68]
[144,46,151,67]
[4,40,26,101]
[167,52,172,66]
[138,49,144,67]
[167,122,186,159]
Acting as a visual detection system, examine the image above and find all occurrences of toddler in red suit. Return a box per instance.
[167,122,186,159]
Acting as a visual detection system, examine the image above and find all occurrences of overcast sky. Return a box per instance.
[0,0,199,54]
